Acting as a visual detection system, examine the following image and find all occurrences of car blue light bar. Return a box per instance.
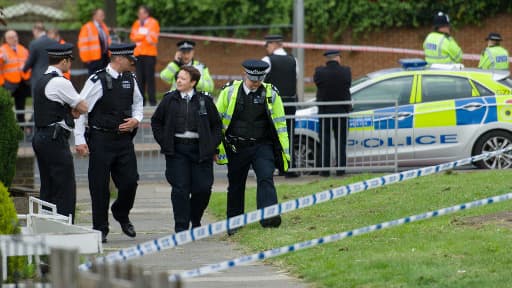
[399,58,428,70]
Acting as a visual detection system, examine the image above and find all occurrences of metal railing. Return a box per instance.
[15,101,400,183]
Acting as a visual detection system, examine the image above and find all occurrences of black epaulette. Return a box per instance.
[270,84,280,95]
[202,91,213,99]
[221,80,235,90]
[90,68,106,83]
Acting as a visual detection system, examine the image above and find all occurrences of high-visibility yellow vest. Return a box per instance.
[160,59,214,93]
[423,31,462,64]
[478,45,509,70]
[215,80,290,171]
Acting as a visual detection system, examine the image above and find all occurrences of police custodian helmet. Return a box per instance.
[433,11,450,28]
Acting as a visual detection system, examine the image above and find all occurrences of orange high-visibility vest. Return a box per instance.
[130,17,160,56]
[59,39,71,80]
[78,21,111,62]
[0,43,30,85]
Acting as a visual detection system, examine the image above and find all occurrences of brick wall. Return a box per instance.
[155,13,512,92]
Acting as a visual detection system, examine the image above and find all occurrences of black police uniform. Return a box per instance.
[263,35,298,175]
[223,60,283,232]
[313,50,352,175]
[151,89,222,232]
[32,43,77,220]
[79,43,142,241]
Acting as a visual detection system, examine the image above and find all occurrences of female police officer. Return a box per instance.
[151,66,222,232]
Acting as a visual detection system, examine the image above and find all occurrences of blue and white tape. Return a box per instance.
[79,148,511,271]
[169,192,512,281]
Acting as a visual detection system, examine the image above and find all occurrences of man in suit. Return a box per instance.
[314,50,351,177]
[23,22,58,97]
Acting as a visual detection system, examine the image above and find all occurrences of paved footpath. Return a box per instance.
[75,175,318,288]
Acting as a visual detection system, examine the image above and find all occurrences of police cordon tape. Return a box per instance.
[78,147,512,271]
[116,28,485,61]
[168,191,512,281]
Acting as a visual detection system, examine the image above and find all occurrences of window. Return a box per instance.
[473,81,494,96]
[421,76,472,103]
[351,76,413,112]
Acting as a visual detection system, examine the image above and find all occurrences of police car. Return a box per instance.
[294,59,512,170]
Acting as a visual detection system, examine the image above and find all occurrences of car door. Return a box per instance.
[348,75,416,166]
[413,74,488,164]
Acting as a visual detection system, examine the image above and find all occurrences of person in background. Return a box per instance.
[78,8,111,75]
[423,11,462,64]
[75,43,143,243]
[478,32,509,70]
[130,5,160,106]
[23,22,57,98]
[0,30,31,124]
[216,60,290,235]
[32,43,88,221]
[262,35,299,178]
[314,50,351,177]
[48,28,71,80]
[160,40,214,93]
[151,66,222,232]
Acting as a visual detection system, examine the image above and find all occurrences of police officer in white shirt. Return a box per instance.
[32,42,88,222]
[75,43,143,243]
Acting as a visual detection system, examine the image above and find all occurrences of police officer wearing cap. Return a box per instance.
[314,50,351,176]
[478,33,509,70]
[160,40,214,93]
[423,11,462,64]
[216,59,290,235]
[32,42,88,220]
[152,65,222,232]
[75,43,143,243]
[262,34,299,177]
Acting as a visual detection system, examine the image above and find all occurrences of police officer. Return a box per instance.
[152,66,222,232]
[423,11,462,64]
[216,60,290,235]
[478,33,509,70]
[75,43,143,243]
[314,50,351,177]
[160,40,214,93]
[32,42,88,220]
[262,35,299,178]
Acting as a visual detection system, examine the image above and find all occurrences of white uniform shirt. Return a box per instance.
[43,66,84,131]
[261,47,299,75]
[74,64,144,145]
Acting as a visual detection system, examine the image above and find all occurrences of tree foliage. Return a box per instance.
[76,0,512,39]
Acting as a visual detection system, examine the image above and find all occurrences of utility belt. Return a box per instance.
[36,124,70,139]
[224,135,271,153]
[90,125,130,135]
[174,137,199,145]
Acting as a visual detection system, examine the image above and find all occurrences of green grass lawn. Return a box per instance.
[207,170,512,287]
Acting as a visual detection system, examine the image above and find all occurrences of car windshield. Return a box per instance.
[499,78,512,88]
[351,76,369,87]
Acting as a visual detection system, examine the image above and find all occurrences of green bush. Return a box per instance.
[0,181,27,283]
[0,87,23,188]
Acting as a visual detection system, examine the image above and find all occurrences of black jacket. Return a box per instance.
[151,90,222,162]
[314,60,352,113]
[23,35,58,92]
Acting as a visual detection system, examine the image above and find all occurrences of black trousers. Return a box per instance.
[226,143,278,220]
[5,81,30,123]
[165,142,213,232]
[88,130,139,234]
[32,127,76,220]
[318,117,348,172]
[86,54,109,75]
[135,55,156,106]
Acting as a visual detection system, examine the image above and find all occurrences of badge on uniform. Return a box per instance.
[122,80,131,89]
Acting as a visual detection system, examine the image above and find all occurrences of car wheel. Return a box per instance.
[292,136,319,175]
[472,130,512,169]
